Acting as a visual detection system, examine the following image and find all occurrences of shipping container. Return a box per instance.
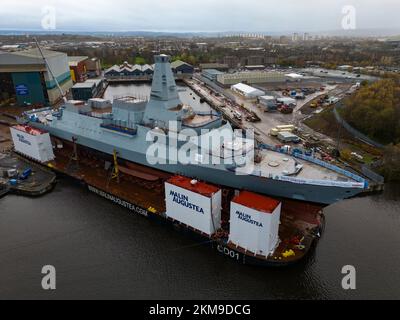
[10,125,55,163]
[165,176,222,237]
[229,191,281,257]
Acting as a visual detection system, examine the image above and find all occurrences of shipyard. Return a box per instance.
[0,48,379,268]
[1,0,400,303]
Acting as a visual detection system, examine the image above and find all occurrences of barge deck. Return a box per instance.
[43,141,324,267]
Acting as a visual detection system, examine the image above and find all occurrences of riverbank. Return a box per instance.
[303,106,387,182]
[0,152,57,197]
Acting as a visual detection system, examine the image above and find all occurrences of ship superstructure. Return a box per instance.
[23,54,368,205]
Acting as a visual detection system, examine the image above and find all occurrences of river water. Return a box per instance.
[0,84,399,300]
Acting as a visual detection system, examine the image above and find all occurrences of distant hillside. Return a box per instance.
[1,28,400,38]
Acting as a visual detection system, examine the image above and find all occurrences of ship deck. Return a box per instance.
[26,107,359,186]
[256,149,356,183]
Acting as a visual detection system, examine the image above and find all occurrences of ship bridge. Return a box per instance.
[143,54,221,132]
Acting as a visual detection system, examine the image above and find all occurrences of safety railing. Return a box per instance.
[258,143,368,189]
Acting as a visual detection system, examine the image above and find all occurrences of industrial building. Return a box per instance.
[258,95,277,111]
[0,48,73,106]
[199,63,229,71]
[104,62,154,81]
[337,65,353,71]
[285,73,304,81]
[104,60,193,81]
[68,56,88,83]
[71,79,104,101]
[231,83,265,99]
[85,57,102,78]
[217,71,286,86]
[170,60,194,79]
[202,69,225,82]
[241,55,266,66]
[223,56,240,69]
[245,65,266,71]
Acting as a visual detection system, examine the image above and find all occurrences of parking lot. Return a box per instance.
[190,74,348,146]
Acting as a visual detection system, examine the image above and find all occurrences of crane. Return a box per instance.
[33,37,68,103]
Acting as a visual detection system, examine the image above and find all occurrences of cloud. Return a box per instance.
[0,0,399,32]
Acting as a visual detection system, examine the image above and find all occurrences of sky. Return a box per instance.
[0,0,400,33]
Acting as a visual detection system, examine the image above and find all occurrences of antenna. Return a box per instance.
[33,37,67,103]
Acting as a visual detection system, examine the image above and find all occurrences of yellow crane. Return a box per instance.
[111,149,120,183]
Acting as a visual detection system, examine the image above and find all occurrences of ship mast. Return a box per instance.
[33,37,67,103]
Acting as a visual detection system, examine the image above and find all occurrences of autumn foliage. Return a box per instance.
[343,79,400,145]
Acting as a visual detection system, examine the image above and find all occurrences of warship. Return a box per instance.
[23,54,368,206]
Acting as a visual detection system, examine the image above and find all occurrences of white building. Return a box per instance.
[337,65,353,71]
[231,83,265,98]
[217,71,286,86]
[285,73,304,81]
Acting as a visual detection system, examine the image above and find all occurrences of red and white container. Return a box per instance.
[165,176,222,237]
[229,191,281,257]
[10,125,55,163]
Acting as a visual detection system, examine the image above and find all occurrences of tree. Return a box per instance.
[343,79,400,144]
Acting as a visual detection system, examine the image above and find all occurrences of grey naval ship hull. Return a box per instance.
[32,123,362,206]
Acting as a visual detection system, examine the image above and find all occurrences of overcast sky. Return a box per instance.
[0,0,400,33]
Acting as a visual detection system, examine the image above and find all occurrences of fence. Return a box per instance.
[333,106,384,149]
[361,165,385,184]
[258,143,368,189]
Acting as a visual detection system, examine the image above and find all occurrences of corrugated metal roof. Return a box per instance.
[104,65,120,73]
[13,48,65,59]
[105,63,154,74]
[231,83,265,95]
[171,60,192,69]
[141,64,153,71]
[0,51,43,66]
[68,56,88,66]
[203,69,224,75]
[232,191,280,214]
[0,48,66,68]
[72,81,95,89]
